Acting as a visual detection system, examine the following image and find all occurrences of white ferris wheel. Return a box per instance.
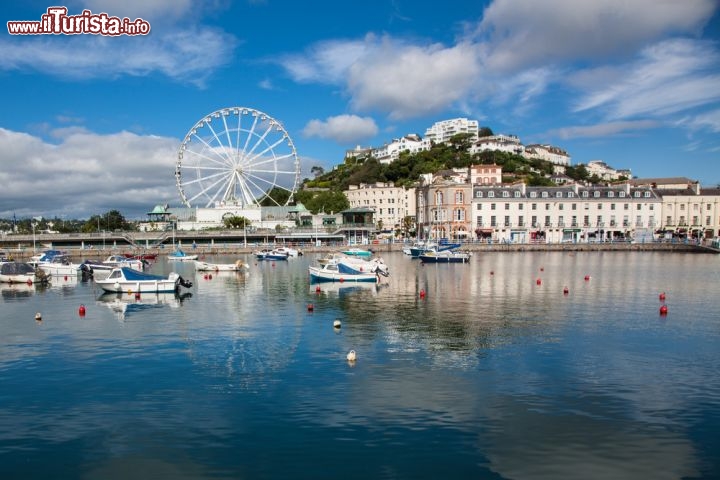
[176,107,301,208]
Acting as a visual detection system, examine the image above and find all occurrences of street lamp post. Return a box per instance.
[31,222,36,255]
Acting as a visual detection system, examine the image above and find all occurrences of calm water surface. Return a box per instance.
[1,251,719,479]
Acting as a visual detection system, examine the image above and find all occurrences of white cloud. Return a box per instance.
[677,108,720,133]
[0,27,235,87]
[0,128,180,219]
[302,115,378,144]
[549,120,661,140]
[476,0,717,72]
[347,40,482,120]
[574,39,720,119]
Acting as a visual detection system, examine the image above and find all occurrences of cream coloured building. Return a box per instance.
[344,182,416,233]
[471,183,663,243]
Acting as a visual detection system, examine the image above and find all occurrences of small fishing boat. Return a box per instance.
[419,249,472,263]
[341,247,373,258]
[167,249,198,261]
[273,246,302,257]
[254,249,289,261]
[309,263,380,283]
[95,267,193,294]
[0,261,51,284]
[194,259,249,272]
[34,253,83,277]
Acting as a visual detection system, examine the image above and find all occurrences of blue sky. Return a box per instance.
[1,0,719,220]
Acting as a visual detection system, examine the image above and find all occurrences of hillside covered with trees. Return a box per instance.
[292,132,605,214]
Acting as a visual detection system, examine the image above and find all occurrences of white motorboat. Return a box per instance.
[167,249,198,261]
[35,253,82,277]
[95,267,193,294]
[0,261,51,285]
[194,259,249,272]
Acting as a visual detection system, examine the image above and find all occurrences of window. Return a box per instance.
[637,204,642,210]
[477,204,482,210]
[519,204,524,210]
[530,191,537,198]
[505,203,510,210]
[572,203,577,210]
[491,203,496,210]
[542,191,548,198]
[490,215,497,227]
[608,191,614,198]
[531,203,537,210]
[544,215,551,226]
[594,191,600,198]
[644,192,651,198]
[568,192,574,198]
[454,209,465,221]
[531,215,537,227]
[558,215,564,226]
[476,191,483,198]
[559,204,564,210]
[514,191,521,198]
[624,204,629,210]
[488,191,495,198]
[455,191,464,204]
[504,215,510,227]
[502,191,509,198]
[436,191,444,205]
[545,203,551,210]
[582,191,589,198]
[611,204,616,210]
[556,192,562,198]
[619,191,626,198]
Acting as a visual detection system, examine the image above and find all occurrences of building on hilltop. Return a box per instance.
[370,134,431,164]
[469,134,524,155]
[586,160,631,181]
[523,144,571,166]
[424,118,479,144]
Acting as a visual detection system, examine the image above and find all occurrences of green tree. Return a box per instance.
[223,215,251,229]
[260,187,292,206]
[310,165,325,178]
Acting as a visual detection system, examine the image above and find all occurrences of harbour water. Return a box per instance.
[1,251,719,479]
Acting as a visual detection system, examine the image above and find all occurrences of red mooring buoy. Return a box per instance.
[307,303,314,312]
[536,278,542,285]
[78,304,86,316]
[584,275,591,281]
[659,304,668,315]
[419,289,426,298]
[563,286,569,295]
[659,292,666,301]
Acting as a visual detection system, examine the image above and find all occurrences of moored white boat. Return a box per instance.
[95,267,193,294]
[273,246,302,257]
[419,249,472,263]
[35,253,82,277]
[167,249,198,261]
[194,259,249,272]
[255,249,289,261]
[341,247,373,258]
[0,261,51,284]
[309,262,381,283]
